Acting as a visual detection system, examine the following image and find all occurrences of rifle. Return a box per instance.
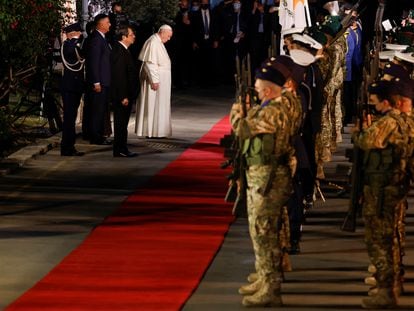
[224,54,255,217]
[341,0,386,232]
[327,0,366,48]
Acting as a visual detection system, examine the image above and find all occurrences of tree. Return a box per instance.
[123,0,177,29]
[0,0,66,154]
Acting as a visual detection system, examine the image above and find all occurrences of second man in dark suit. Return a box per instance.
[111,25,139,157]
[86,14,112,145]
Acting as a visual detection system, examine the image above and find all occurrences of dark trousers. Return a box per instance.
[90,86,110,144]
[288,173,305,243]
[113,99,133,154]
[249,33,268,76]
[343,81,356,125]
[82,90,92,139]
[61,91,82,153]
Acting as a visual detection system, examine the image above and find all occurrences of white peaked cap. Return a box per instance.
[384,43,409,51]
[394,51,414,64]
[303,34,323,50]
[292,33,323,50]
[282,27,305,37]
[379,50,395,61]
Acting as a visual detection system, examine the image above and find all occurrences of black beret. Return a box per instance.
[393,78,414,99]
[382,62,411,81]
[63,22,82,33]
[368,80,396,100]
[255,57,287,87]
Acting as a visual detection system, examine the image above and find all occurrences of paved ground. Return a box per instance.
[0,86,413,310]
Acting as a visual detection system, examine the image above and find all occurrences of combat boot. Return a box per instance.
[365,276,377,287]
[239,278,263,295]
[361,288,396,309]
[368,287,378,297]
[247,272,258,283]
[242,281,282,307]
[368,264,376,274]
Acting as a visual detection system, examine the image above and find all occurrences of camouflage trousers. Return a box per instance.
[393,199,407,285]
[362,183,405,289]
[246,164,292,284]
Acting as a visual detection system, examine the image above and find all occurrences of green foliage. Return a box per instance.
[123,0,177,28]
[0,0,65,154]
[0,0,65,71]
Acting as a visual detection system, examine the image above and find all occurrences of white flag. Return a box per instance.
[279,0,312,31]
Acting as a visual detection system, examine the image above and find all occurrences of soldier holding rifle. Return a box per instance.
[352,79,414,309]
[230,58,296,307]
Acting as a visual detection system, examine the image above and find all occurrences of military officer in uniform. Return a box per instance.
[230,58,295,307]
[60,22,85,156]
[352,79,413,309]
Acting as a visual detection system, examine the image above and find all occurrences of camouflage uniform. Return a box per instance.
[315,36,346,179]
[314,55,331,179]
[353,109,412,307]
[230,94,294,305]
[279,89,302,265]
[393,113,414,294]
[324,35,346,152]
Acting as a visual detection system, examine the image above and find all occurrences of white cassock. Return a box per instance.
[135,33,172,138]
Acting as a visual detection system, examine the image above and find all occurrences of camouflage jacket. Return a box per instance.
[230,95,294,161]
[282,89,302,138]
[352,109,413,176]
[324,35,346,97]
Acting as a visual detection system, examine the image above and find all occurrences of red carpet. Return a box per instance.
[7,117,234,310]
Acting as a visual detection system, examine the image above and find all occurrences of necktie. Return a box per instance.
[203,10,209,35]
[258,13,264,33]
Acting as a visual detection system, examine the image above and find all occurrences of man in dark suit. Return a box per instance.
[86,14,112,145]
[60,22,85,156]
[247,0,271,74]
[218,0,248,83]
[190,0,220,86]
[111,25,139,157]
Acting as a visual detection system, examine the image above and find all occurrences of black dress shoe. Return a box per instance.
[113,151,138,158]
[145,136,167,139]
[61,150,85,156]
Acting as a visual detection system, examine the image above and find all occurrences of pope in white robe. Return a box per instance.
[135,25,173,138]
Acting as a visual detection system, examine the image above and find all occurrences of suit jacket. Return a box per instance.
[110,42,139,102]
[61,38,85,93]
[86,30,111,87]
[247,10,271,38]
[190,8,219,45]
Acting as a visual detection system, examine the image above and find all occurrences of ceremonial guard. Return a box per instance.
[316,13,346,178]
[60,22,85,156]
[230,58,296,307]
[352,80,414,309]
